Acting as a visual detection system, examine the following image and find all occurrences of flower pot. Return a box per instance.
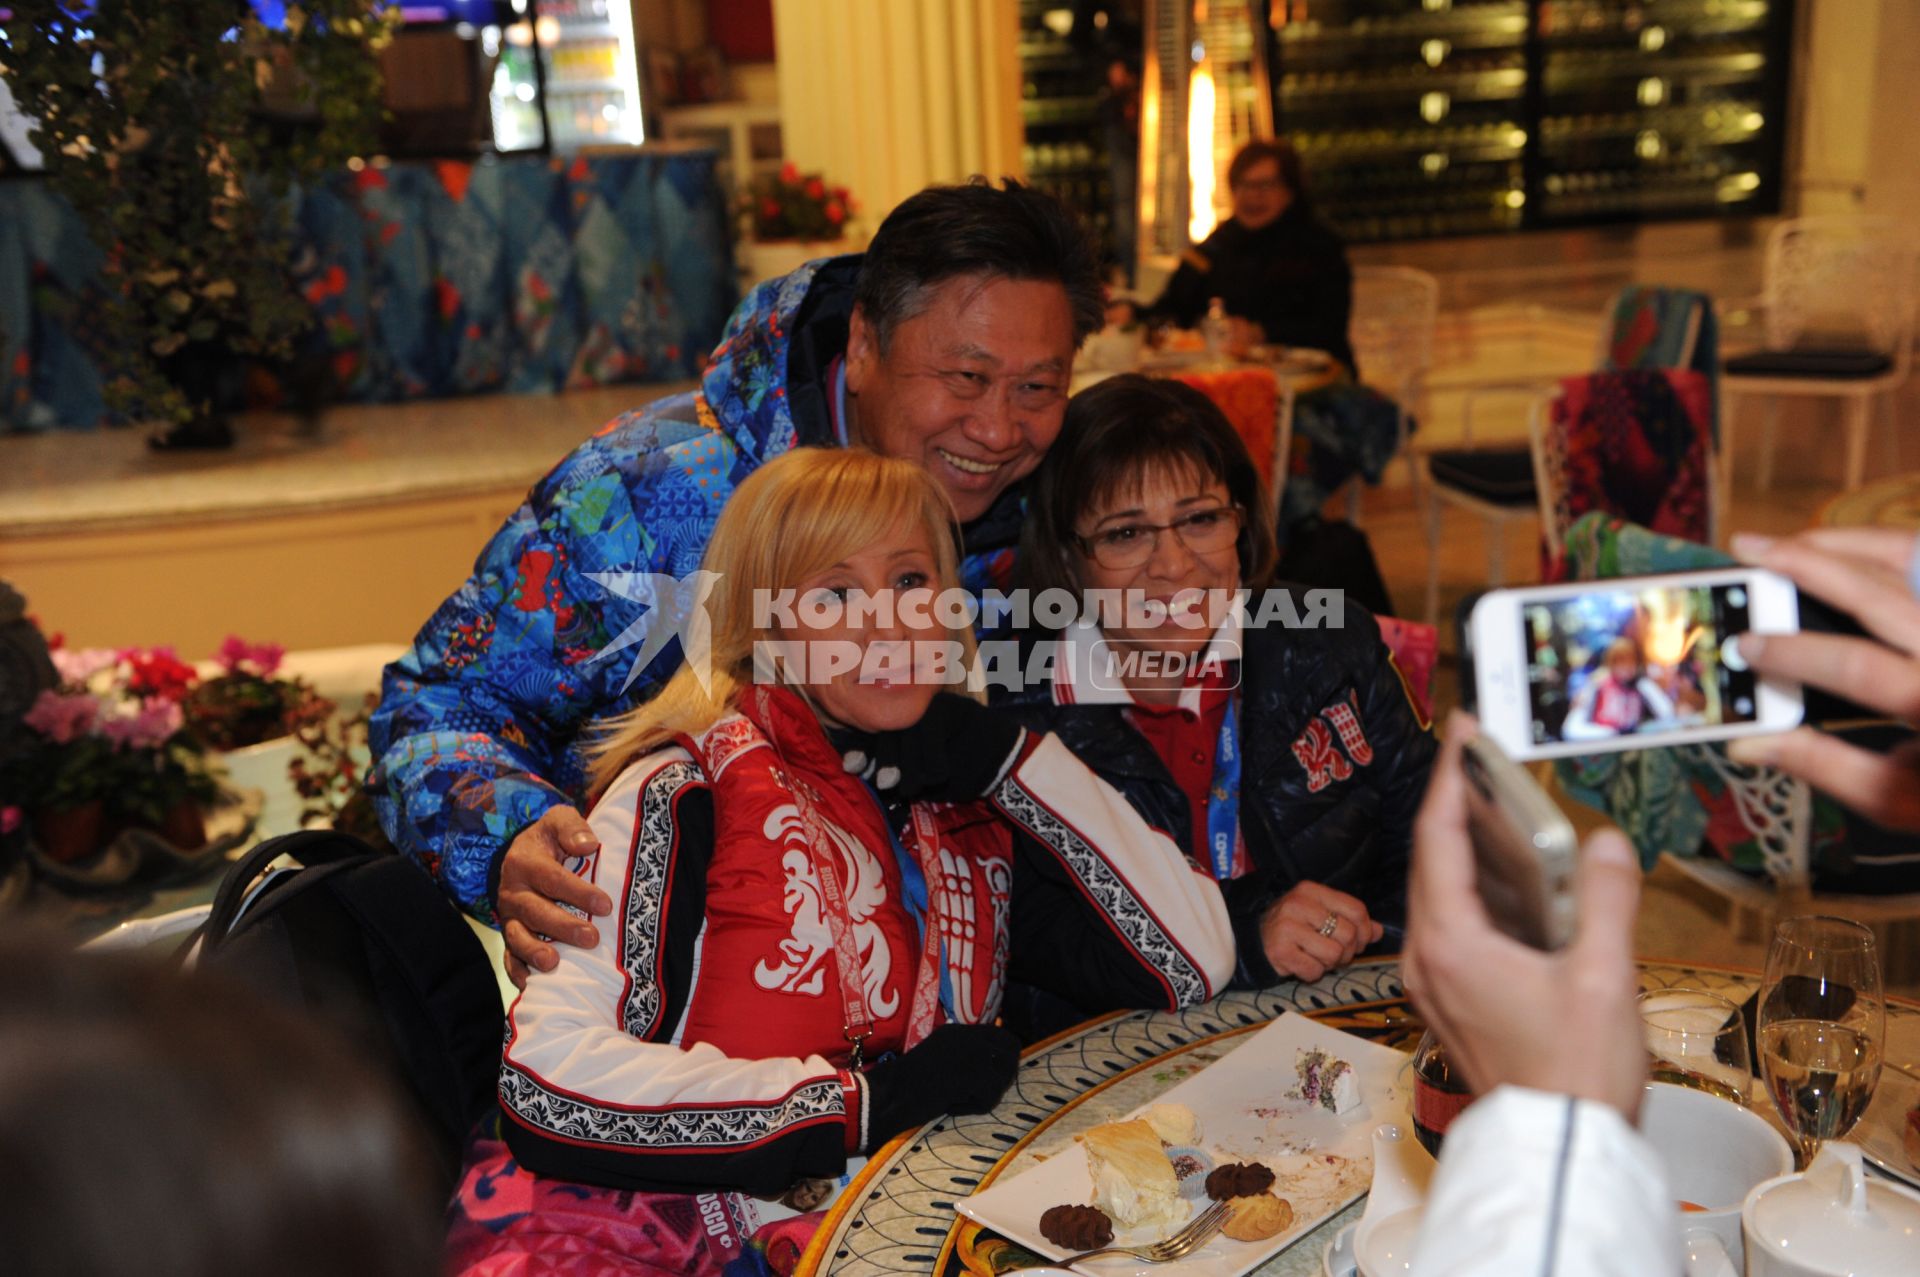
[221,734,304,839]
[742,238,846,291]
[32,800,106,865]
[157,800,208,851]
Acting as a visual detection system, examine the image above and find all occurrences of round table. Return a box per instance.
[795,957,1920,1277]
[1816,471,1920,528]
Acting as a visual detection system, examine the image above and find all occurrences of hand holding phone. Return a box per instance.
[1462,733,1578,950]
[1468,568,1803,762]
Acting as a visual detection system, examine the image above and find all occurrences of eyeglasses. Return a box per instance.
[1076,505,1244,570]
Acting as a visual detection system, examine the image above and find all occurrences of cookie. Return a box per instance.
[1203,1161,1275,1201]
[1038,1203,1113,1250]
[1221,1191,1294,1242]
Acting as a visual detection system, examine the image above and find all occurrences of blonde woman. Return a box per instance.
[447,448,1234,1275]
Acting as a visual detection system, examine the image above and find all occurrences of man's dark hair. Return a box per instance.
[1018,373,1279,595]
[854,178,1105,352]
[1228,138,1312,211]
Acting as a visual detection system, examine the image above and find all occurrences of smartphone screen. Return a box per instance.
[1522,581,1759,749]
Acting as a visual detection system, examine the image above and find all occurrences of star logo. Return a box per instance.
[586,570,723,693]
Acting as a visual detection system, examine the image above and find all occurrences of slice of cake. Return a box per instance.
[1291,1047,1363,1115]
[1080,1119,1184,1230]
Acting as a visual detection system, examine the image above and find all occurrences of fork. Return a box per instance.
[1046,1200,1232,1267]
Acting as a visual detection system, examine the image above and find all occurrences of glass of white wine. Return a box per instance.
[1756,915,1885,1169]
[1639,988,1753,1106]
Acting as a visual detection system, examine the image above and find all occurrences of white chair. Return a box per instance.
[1722,216,1918,492]
[1346,265,1439,521]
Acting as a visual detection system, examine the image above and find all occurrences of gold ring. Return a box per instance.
[1318,913,1339,937]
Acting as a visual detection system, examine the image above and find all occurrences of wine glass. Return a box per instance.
[1755,915,1885,1168]
[1639,988,1753,1106]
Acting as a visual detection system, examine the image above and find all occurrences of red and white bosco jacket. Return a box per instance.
[499,686,1235,1195]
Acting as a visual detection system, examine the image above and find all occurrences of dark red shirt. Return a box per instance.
[1125,678,1234,875]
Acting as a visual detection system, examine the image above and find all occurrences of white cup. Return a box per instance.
[1636,1083,1794,1276]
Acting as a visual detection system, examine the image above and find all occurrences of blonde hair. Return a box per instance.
[1604,637,1642,669]
[586,447,977,792]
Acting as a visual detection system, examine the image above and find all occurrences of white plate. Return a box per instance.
[1852,1063,1920,1189]
[956,1013,1410,1276]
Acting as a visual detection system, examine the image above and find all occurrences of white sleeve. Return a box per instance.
[499,749,854,1190]
[993,731,1237,1005]
[1410,1086,1682,1277]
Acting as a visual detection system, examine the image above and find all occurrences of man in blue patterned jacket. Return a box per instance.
[369,181,1104,980]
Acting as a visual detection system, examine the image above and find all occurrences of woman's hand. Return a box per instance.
[1400,714,1648,1119]
[1727,529,1920,831]
[495,807,613,987]
[1258,881,1383,982]
[833,693,1026,803]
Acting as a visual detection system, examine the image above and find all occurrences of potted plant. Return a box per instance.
[738,163,857,289]
[289,691,391,848]
[185,636,333,837]
[4,644,219,861]
[0,3,397,446]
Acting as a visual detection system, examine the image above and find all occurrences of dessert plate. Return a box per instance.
[956,1012,1410,1276]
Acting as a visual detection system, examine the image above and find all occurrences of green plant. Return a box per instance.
[0,3,399,425]
[738,162,854,242]
[288,691,390,847]
[183,636,332,750]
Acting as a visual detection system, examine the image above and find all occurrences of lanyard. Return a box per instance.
[1203,692,1243,882]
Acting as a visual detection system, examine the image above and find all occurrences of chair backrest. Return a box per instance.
[1530,369,1718,576]
[1595,285,1708,372]
[1763,216,1918,362]
[1351,265,1439,398]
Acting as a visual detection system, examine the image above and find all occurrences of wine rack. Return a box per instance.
[1141,0,1793,245]
[1018,0,1117,256]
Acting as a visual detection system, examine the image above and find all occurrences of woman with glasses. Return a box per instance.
[1130,138,1355,375]
[995,376,1433,1030]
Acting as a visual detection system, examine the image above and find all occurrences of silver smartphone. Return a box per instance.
[1462,733,1580,951]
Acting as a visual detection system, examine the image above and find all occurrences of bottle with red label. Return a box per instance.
[1410,1030,1473,1156]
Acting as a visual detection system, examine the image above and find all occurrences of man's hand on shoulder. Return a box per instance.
[497,807,613,988]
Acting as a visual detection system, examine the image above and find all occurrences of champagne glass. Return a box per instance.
[1639,988,1753,1106]
[1756,915,1885,1168]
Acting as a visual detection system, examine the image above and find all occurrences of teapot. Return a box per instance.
[1349,1123,1437,1276]
[1741,1143,1920,1277]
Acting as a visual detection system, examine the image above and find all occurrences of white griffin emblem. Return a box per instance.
[753,804,900,1017]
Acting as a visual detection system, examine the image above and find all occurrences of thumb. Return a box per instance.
[1570,828,1641,961]
[548,806,600,853]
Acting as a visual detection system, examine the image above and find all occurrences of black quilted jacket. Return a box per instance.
[992,589,1436,992]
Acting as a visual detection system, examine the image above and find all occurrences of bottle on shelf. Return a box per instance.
[1410,1029,1473,1157]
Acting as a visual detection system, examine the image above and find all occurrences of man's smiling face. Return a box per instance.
[844,274,1077,524]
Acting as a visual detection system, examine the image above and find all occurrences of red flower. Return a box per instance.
[804,177,825,200]
[125,646,199,702]
[825,200,846,225]
[779,161,800,184]
[832,186,849,204]
[761,196,782,221]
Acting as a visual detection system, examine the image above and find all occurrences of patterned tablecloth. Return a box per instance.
[0,149,735,430]
[1817,471,1920,529]
[795,958,1918,1277]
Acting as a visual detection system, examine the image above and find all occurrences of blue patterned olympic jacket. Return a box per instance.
[369,256,1025,919]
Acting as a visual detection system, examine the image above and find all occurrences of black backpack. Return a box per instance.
[187,831,505,1191]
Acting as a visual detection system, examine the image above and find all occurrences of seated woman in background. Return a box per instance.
[997,376,1433,1026]
[1135,138,1355,374]
[447,447,1234,1276]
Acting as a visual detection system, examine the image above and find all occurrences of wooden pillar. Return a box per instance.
[770,0,1024,241]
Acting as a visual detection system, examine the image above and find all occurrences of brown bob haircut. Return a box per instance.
[1019,373,1279,596]
[1227,138,1311,209]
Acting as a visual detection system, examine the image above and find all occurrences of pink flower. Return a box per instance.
[51,646,119,686]
[23,688,100,744]
[215,635,285,676]
[0,806,20,835]
[101,698,184,751]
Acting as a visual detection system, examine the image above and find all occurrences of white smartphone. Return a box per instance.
[1469,568,1803,762]
[1463,733,1579,950]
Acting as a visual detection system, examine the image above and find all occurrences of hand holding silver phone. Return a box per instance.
[1463,734,1579,951]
